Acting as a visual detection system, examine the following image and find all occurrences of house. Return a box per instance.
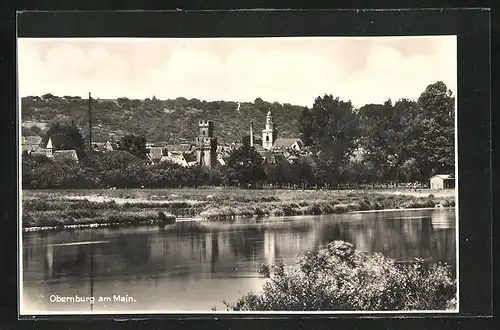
[148,146,167,164]
[92,142,107,151]
[217,156,226,166]
[183,152,198,167]
[21,136,42,154]
[53,150,79,163]
[272,138,303,151]
[230,142,243,151]
[160,151,198,167]
[216,145,232,155]
[253,144,267,153]
[286,154,300,164]
[429,174,455,189]
[162,152,187,166]
[104,140,119,151]
[166,144,193,153]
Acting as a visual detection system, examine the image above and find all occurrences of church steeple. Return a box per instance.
[265,111,273,130]
[45,137,54,157]
[262,111,275,150]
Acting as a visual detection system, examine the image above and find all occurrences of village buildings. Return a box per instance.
[21,136,43,154]
[22,110,309,170]
[140,111,307,169]
[27,137,81,163]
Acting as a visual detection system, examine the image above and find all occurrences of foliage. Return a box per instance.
[225,241,456,311]
[358,82,455,183]
[41,122,86,157]
[22,81,455,187]
[22,189,455,228]
[412,82,455,177]
[21,96,306,144]
[118,134,148,159]
[298,94,359,184]
[225,144,266,187]
[22,125,43,137]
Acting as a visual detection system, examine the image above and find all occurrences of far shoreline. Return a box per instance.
[348,206,456,214]
[21,187,456,233]
[22,206,456,233]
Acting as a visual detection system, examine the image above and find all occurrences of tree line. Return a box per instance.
[21,94,306,144]
[299,81,455,184]
[22,81,455,189]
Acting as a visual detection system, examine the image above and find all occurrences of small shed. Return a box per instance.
[429,174,455,189]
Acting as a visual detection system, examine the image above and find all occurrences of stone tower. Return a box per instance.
[196,120,217,168]
[262,111,276,150]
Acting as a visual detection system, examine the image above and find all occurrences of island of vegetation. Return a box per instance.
[222,241,456,311]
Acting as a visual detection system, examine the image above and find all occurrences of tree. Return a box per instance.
[41,122,86,157]
[298,107,314,147]
[22,125,42,137]
[226,145,266,187]
[299,94,359,185]
[414,81,455,177]
[42,93,57,100]
[254,97,269,114]
[242,135,263,147]
[119,134,148,159]
[399,158,420,183]
[358,100,402,183]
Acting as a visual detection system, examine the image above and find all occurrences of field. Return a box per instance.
[21,188,456,230]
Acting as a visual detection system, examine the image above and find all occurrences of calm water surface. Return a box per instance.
[21,209,455,314]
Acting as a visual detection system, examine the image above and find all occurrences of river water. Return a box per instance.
[21,208,456,314]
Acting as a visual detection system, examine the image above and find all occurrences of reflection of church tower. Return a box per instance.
[196,120,218,168]
[262,111,276,150]
[210,232,219,274]
[264,231,275,266]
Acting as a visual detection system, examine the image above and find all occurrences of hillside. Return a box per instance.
[21,95,307,144]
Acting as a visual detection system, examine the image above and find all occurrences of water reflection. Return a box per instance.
[22,209,456,313]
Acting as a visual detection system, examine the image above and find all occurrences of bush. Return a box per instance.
[333,204,349,213]
[225,241,456,311]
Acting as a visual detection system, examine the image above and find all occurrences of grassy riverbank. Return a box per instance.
[21,188,456,229]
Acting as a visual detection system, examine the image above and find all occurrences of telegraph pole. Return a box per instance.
[88,92,92,150]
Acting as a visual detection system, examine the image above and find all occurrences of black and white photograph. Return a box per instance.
[18,34,458,315]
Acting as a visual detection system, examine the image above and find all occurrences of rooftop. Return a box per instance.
[272,138,303,149]
[53,150,79,162]
[166,144,193,152]
[430,174,454,180]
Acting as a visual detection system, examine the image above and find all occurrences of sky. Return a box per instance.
[17,36,457,108]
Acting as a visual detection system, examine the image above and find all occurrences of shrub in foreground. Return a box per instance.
[225,241,456,311]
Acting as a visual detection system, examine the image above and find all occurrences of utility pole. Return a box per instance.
[88,92,92,150]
